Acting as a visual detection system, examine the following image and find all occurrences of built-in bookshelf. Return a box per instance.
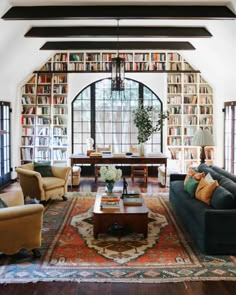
[20,72,68,165]
[34,51,199,73]
[21,50,213,168]
[167,73,214,172]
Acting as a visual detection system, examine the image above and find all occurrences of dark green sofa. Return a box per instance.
[169,163,236,255]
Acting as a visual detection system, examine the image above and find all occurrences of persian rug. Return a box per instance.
[0,192,236,284]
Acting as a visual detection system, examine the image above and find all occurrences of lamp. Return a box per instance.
[111,19,125,92]
[192,128,214,164]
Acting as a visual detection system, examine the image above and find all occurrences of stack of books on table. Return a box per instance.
[122,192,142,206]
[100,195,120,209]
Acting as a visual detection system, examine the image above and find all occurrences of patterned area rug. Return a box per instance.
[0,192,236,283]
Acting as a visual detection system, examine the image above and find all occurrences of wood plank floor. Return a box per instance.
[1,177,235,295]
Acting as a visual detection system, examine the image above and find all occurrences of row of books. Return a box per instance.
[100,192,143,209]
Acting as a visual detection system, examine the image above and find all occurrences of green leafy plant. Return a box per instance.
[133,105,168,144]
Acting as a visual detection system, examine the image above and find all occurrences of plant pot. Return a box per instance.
[106,182,115,193]
[138,142,145,156]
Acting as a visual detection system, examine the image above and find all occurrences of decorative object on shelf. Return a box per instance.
[100,166,122,193]
[86,137,94,150]
[192,127,214,164]
[111,19,125,94]
[133,104,168,155]
[122,177,128,195]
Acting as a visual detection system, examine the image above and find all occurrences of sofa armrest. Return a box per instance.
[51,166,71,180]
[15,167,44,198]
[170,173,186,182]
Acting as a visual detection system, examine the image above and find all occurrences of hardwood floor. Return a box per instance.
[1,177,235,295]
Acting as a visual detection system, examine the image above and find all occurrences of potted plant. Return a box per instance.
[133,105,168,155]
[100,166,122,193]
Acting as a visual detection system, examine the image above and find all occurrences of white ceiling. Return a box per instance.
[0,0,236,100]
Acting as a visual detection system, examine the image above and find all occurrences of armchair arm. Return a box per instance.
[0,204,44,221]
[15,167,45,199]
[0,204,44,255]
[51,166,71,181]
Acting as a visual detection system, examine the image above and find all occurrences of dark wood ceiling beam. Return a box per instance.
[40,41,195,50]
[2,5,236,20]
[25,26,212,38]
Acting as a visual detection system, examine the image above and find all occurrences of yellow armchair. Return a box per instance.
[0,191,44,257]
[16,163,71,203]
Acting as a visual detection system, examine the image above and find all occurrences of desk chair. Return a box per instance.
[94,145,112,182]
[130,146,148,184]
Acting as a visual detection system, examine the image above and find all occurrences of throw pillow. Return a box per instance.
[184,168,205,185]
[205,172,214,184]
[184,176,199,198]
[0,197,8,208]
[34,161,53,177]
[195,177,219,205]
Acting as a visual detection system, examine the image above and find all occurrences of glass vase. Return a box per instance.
[106,182,114,194]
[139,142,145,156]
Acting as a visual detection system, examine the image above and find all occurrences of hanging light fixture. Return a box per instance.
[111,19,125,92]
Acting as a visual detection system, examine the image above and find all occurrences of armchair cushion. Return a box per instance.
[34,161,53,177]
[42,177,65,190]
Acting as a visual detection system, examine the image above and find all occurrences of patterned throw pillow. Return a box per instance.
[0,197,8,208]
[195,177,219,205]
[34,161,53,177]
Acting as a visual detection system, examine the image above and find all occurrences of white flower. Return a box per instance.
[100,166,122,183]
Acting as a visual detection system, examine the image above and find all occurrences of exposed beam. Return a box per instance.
[40,41,195,50]
[2,5,236,20]
[25,26,212,38]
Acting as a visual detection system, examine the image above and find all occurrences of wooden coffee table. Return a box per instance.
[93,191,148,238]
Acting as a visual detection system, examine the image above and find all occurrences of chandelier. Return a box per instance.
[111,19,125,92]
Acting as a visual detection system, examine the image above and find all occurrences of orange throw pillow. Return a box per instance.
[184,168,205,185]
[195,177,219,205]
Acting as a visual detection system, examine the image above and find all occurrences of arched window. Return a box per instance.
[72,78,164,154]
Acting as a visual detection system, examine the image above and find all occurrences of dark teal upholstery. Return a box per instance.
[211,165,236,182]
[169,168,236,255]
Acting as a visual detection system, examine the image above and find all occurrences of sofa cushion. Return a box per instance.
[42,177,65,190]
[211,186,236,209]
[210,165,236,183]
[0,197,8,208]
[34,161,53,177]
[219,176,236,199]
[195,177,219,205]
[184,176,199,198]
[198,164,223,182]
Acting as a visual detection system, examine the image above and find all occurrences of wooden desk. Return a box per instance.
[70,154,167,185]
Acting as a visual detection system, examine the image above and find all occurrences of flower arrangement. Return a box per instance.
[100,166,122,183]
[133,105,168,144]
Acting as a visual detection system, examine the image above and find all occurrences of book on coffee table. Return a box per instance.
[123,195,142,206]
[100,195,120,208]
